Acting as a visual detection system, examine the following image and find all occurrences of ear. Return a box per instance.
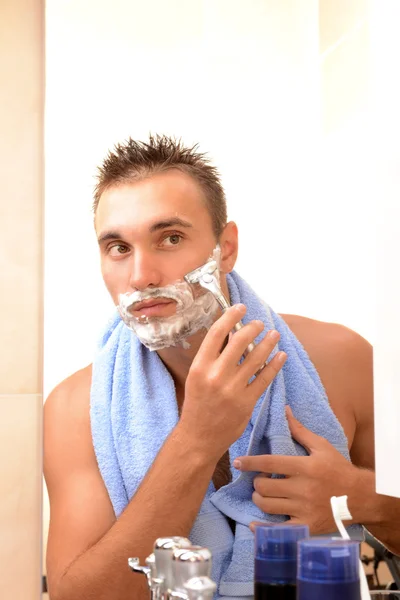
[218,221,238,274]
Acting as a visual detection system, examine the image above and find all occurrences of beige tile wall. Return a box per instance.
[0,0,44,599]
[0,396,43,598]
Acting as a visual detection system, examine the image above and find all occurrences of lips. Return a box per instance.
[132,298,174,312]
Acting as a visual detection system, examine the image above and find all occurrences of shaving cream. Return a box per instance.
[118,247,221,351]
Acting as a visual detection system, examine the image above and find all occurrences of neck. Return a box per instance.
[157,326,210,394]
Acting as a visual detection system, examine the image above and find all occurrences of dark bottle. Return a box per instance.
[297,537,361,600]
[254,523,309,600]
[254,580,296,600]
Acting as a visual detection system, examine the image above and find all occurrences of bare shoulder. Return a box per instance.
[44,364,117,592]
[45,363,92,408]
[279,314,374,468]
[279,314,371,359]
[44,364,92,423]
[44,364,94,478]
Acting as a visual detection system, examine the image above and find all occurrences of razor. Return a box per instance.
[184,258,260,362]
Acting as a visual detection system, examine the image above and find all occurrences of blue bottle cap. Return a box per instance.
[297,537,360,583]
[254,523,310,585]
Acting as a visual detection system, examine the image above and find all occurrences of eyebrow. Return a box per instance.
[97,217,193,245]
[149,217,193,233]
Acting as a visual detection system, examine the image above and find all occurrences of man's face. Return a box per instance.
[95,169,219,319]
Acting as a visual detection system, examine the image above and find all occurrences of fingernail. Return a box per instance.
[267,329,279,341]
[234,304,246,312]
[277,351,287,363]
[233,459,242,469]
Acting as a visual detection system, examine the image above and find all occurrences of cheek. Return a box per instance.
[101,261,131,302]
[179,246,218,279]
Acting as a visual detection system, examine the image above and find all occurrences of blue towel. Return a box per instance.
[90,271,362,599]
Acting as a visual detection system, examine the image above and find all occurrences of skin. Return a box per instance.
[44,169,400,600]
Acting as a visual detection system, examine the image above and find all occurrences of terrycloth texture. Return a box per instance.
[90,271,363,599]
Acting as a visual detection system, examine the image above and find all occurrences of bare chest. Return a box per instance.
[212,451,232,491]
[176,387,232,490]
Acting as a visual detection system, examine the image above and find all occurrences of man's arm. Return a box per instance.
[45,305,285,600]
[237,318,400,555]
[339,330,400,555]
[44,366,219,600]
[349,470,400,556]
[327,324,400,555]
[238,409,400,555]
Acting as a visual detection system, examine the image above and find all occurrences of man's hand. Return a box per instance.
[179,305,287,462]
[234,406,362,535]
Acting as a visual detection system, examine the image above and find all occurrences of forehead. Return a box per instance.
[95,169,211,231]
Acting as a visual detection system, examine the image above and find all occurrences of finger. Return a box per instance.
[252,491,295,516]
[285,406,326,452]
[253,475,292,498]
[239,329,281,380]
[195,304,247,363]
[218,320,265,369]
[249,520,270,532]
[246,350,287,398]
[249,518,302,532]
[233,454,307,475]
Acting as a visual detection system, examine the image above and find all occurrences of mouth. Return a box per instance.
[129,298,177,318]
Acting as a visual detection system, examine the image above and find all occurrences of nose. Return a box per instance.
[128,250,162,291]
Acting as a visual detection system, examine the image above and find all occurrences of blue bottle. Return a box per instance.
[297,537,361,600]
[254,524,310,600]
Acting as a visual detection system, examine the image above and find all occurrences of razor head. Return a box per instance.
[184,258,218,285]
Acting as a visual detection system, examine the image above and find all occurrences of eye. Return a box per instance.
[162,233,183,247]
[109,244,130,257]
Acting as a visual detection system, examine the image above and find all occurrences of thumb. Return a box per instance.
[285,405,325,452]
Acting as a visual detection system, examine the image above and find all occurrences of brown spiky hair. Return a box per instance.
[93,134,228,239]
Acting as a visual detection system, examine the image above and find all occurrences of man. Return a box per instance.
[44,135,400,600]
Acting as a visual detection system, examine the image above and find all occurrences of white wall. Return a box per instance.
[370,0,400,499]
[44,0,376,400]
[45,1,394,568]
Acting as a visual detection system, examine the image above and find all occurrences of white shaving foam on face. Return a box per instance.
[117,247,222,351]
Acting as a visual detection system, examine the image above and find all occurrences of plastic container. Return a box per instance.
[254,523,309,600]
[297,537,361,600]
